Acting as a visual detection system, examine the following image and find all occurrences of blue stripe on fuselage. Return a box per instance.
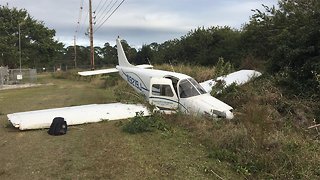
[121,69,149,92]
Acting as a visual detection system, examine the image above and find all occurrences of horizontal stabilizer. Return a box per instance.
[7,103,150,130]
[78,68,119,76]
[200,70,262,93]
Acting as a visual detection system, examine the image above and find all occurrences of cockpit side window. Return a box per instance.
[152,84,174,97]
[164,76,179,96]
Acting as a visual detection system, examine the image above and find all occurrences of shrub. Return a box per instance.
[122,112,170,134]
[122,113,153,134]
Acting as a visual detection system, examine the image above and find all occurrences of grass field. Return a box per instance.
[0,73,238,179]
[0,70,319,179]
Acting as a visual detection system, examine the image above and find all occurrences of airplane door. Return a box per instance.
[149,78,179,110]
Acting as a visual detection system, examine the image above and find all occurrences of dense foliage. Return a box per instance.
[243,0,320,96]
[139,26,242,66]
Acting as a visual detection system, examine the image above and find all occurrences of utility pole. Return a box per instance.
[73,35,77,68]
[89,0,95,70]
[18,23,22,73]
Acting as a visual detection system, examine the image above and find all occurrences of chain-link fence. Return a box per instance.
[0,68,37,85]
[0,67,9,86]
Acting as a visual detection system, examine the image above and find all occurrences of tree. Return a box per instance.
[243,0,320,96]
[0,5,64,69]
[94,46,104,67]
[145,26,242,66]
[101,42,117,65]
[135,45,153,65]
[118,39,137,64]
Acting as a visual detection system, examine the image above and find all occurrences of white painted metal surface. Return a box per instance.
[78,68,119,76]
[179,93,234,119]
[7,103,150,130]
[135,64,153,69]
[200,70,262,93]
[78,65,153,76]
[217,70,262,86]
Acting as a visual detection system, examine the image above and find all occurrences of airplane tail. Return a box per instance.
[78,37,153,76]
[116,37,134,67]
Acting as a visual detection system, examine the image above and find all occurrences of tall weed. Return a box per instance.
[214,57,234,77]
[163,73,320,179]
[155,64,215,82]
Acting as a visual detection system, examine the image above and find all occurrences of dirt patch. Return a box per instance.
[0,84,46,91]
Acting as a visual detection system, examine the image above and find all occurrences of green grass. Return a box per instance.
[0,74,116,114]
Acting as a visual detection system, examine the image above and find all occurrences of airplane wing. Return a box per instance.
[78,64,153,76]
[78,68,119,76]
[200,70,262,93]
[7,103,150,130]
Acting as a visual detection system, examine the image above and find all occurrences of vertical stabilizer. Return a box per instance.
[116,37,134,67]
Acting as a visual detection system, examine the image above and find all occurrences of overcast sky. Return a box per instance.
[1,0,278,48]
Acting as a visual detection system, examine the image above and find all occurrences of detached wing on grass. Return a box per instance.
[7,103,150,130]
[199,70,262,93]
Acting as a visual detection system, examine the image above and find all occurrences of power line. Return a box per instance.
[94,0,125,32]
[94,0,114,25]
[74,0,124,46]
[93,0,109,18]
[94,0,116,26]
[74,0,91,42]
[79,1,89,39]
[93,0,104,12]
[81,12,89,38]
[75,0,84,35]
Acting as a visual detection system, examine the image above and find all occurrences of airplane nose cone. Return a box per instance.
[224,110,234,120]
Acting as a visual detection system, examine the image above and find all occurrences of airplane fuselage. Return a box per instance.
[117,65,234,119]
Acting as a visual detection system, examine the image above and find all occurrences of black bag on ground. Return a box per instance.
[48,117,68,136]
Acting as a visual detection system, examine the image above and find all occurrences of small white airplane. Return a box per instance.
[7,37,261,130]
[79,37,261,119]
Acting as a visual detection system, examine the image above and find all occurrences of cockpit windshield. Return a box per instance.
[178,78,207,98]
[189,78,207,94]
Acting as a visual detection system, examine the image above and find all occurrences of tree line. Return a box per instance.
[0,0,319,96]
